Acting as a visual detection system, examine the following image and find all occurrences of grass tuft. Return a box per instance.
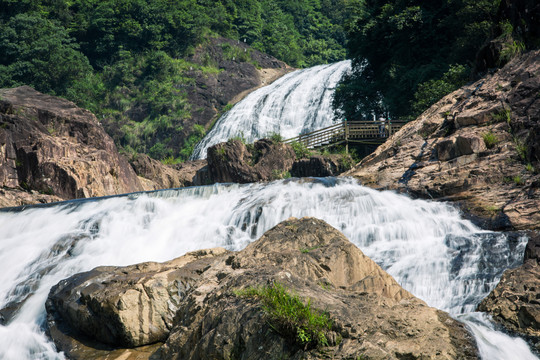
[235,282,332,349]
[482,131,499,149]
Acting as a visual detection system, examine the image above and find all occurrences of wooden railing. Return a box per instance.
[283,120,407,149]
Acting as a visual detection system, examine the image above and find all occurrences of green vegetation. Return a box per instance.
[291,141,312,159]
[235,282,332,349]
[269,132,284,144]
[526,163,535,173]
[271,169,291,180]
[492,108,512,124]
[482,131,499,149]
[333,0,539,121]
[300,245,321,253]
[0,0,348,161]
[513,175,524,186]
[514,139,528,161]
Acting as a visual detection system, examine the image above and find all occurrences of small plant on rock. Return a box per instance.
[234,282,332,349]
[482,131,498,149]
[269,132,284,144]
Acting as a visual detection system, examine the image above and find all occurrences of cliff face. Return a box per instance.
[347,50,540,231]
[46,217,477,360]
[0,86,145,207]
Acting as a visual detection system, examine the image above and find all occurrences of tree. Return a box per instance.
[333,0,498,120]
[0,13,92,96]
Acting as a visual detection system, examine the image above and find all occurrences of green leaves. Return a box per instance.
[0,13,92,95]
[334,0,498,120]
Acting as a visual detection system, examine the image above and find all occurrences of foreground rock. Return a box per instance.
[0,86,145,207]
[197,138,353,184]
[478,231,540,348]
[347,50,540,231]
[47,217,477,360]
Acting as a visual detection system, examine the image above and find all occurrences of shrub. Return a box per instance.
[291,141,312,159]
[513,175,524,186]
[235,282,332,349]
[482,131,498,149]
[269,132,284,144]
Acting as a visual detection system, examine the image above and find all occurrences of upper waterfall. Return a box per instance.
[190,60,351,160]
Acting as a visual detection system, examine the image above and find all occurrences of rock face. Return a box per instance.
[0,86,144,207]
[47,217,477,360]
[478,231,540,345]
[129,153,207,191]
[185,37,292,134]
[347,50,540,231]
[290,154,352,178]
[204,138,296,183]
[198,139,353,184]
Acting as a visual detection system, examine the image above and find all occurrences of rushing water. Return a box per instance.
[0,178,536,359]
[190,60,351,159]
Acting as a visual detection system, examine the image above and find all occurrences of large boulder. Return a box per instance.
[0,86,144,207]
[204,138,296,183]
[46,217,478,360]
[347,50,540,231]
[201,139,354,184]
[129,153,207,190]
[290,154,352,177]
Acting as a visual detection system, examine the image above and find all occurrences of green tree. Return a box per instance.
[0,13,92,95]
[334,0,498,120]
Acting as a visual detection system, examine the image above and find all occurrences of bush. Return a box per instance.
[235,282,332,349]
[291,141,312,159]
[269,132,284,144]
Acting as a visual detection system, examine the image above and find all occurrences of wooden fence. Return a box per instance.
[283,120,407,150]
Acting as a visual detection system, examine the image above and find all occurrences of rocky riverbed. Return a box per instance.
[46,217,477,360]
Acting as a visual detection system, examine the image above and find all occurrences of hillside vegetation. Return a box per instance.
[333,0,540,121]
[0,0,347,161]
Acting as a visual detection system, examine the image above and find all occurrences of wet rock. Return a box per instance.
[290,154,352,177]
[478,232,540,341]
[347,50,540,231]
[46,218,478,360]
[0,86,144,207]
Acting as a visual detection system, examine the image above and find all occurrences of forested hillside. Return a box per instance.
[333,0,540,121]
[0,0,347,161]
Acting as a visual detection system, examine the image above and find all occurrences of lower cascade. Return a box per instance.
[190,60,351,160]
[0,177,537,359]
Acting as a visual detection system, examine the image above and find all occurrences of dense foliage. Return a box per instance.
[0,0,347,160]
[332,0,539,121]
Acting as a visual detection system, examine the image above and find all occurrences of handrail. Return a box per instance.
[283,120,407,150]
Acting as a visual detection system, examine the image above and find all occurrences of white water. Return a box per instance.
[0,178,536,359]
[190,60,351,159]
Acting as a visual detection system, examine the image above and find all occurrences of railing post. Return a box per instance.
[344,119,349,154]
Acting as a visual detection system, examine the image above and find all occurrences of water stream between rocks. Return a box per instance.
[0,178,537,359]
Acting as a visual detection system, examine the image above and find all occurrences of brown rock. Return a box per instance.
[347,50,540,231]
[290,154,353,177]
[46,248,229,350]
[129,153,207,190]
[46,218,478,360]
[205,138,296,183]
[0,86,144,207]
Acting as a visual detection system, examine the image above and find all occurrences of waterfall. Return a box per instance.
[190,60,351,160]
[0,178,537,359]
